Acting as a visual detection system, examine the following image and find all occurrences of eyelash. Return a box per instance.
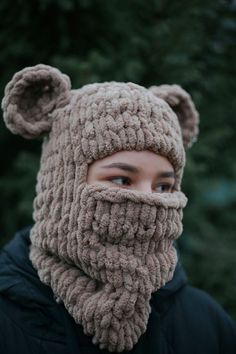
[108,176,130,186]
[108,176,173,192]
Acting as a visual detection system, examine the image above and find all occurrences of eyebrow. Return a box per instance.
[100,163,176,178]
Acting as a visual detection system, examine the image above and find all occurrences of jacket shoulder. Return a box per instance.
[0,294,67,354]
[179,285,235,324]
[164,284,236,354]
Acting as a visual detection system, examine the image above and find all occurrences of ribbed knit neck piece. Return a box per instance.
[30,184,187,352]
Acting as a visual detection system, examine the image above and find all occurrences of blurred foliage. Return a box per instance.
[0,0,236,319]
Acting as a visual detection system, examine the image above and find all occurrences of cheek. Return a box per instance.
[87,179,112,188]
[86,167,109,186]
[86,166,96,183]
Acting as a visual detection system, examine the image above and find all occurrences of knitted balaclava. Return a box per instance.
[2,64,199,352]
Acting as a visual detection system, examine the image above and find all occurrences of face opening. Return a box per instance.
[86,150,176,194]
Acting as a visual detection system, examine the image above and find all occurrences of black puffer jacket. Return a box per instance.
[0,227,236,354]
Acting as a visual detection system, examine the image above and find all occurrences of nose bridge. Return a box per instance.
[135,180,152,193]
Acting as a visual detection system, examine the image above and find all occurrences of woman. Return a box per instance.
[0,64,235,353]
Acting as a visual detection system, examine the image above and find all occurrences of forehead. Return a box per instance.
[90,150,174,172]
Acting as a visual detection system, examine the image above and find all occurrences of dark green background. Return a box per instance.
[0,0,236,319]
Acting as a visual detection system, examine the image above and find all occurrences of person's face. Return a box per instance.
[87,150,175,194]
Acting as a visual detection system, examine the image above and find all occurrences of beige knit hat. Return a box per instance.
[2,64,199,188]
[1,64,199,352]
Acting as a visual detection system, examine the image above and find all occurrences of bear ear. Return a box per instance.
[1,64,71,139]
[149,84,199,149]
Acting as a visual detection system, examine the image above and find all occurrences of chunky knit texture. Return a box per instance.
[2,65,71,139]
[30,184,187,352]
[2,64,198,352]
[149,84,199,149]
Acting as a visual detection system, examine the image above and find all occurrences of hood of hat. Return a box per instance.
[69,82,185,176]
[36,81,185,204]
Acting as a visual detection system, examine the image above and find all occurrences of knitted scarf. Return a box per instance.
[29,183,187,352]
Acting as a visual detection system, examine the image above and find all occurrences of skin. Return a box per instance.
[87,150,175,194]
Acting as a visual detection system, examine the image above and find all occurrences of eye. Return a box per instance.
[154,183,173,193]
[109,176,131,186]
